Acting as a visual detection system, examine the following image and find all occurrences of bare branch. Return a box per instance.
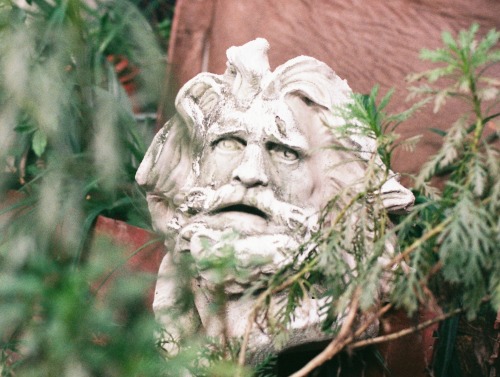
[289,288,362,377]
[237,259,318,369]
[349,307,463,350]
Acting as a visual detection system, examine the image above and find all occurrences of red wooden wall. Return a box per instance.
[163,0,500,180]
[160,1,500,375]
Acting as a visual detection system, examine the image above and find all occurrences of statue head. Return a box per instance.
[136,38,414,357]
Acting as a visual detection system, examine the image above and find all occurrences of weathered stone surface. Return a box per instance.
[138,38,414,361]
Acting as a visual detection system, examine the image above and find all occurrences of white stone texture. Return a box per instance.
[136,38,414,360]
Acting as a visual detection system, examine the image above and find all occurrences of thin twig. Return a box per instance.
[289,288,361,377]
[351,303,393,339]
[349,307,463,350]
[291,304,463,376]
[383,217,451,270]
[236,259,317,369]
[237,295,263,369]
[93,237,163,294]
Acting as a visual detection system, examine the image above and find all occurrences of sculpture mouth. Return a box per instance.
[212,204,268,220]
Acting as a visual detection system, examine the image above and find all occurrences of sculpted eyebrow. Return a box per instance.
[208,130,247,146]
[265,134,309,155]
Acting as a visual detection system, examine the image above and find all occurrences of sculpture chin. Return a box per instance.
[177,220,304,283]
[167,215,352,364]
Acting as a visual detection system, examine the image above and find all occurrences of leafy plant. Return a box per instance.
[0,0,171,376]
[0,12,498,377]
[0,0,167,228]
[398,24,500,315]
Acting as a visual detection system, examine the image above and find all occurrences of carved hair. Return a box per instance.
[136,39,413,233]
[137,39,348,190]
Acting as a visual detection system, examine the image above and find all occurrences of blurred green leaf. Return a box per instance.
[31,129,47,157]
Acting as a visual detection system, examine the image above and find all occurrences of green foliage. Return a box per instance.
[336,85,426,170]
[0,229,167,377]
[0,0,166,229]
[0,14,498,377]
[402,24,500,319]
[0,0,173,376]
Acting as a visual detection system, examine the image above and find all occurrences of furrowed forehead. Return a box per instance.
[205,97,310,151]
[263,99,310,150]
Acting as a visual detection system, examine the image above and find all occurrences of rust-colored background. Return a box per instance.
[158,1,500,375]
[162,0,500,181]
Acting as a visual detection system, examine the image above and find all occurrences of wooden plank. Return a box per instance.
[167,0,216,85]
[166,0,499,177]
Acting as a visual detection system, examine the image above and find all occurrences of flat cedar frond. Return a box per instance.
[391,243,432,314]
[317,229,351,282]
[478,86,499,101]
[479,76,500,86]
[335,87,428,172]
[406,83,435,101]
[415,117,468,187]
[484,143,500,176]
[420,181,442,200]
[468,153,489,197]
[386,97,430,132]
[397,134,423,152]
[409,23,500,118]
[433,88,451,113]
[437,192,496,314]
[357,264,383,311]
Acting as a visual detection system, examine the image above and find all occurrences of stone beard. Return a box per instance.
[136,39,414,359]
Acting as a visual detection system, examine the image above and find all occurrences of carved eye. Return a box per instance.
[268,143,300,163]
[300,95,315,107]
[214,137,245,152]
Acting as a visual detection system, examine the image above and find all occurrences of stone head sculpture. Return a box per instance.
[136,38,414,359]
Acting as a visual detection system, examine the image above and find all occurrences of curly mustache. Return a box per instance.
[172,184,319,236]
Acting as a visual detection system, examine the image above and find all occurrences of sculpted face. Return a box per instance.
[199,98,315,204]
[192,97,321,233]
[173,97,330,299]
[136,38,414,358]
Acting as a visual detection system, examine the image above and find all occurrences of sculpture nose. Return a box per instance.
[232,145,269,188]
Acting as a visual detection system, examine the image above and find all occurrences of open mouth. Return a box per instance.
[212,204,268,220]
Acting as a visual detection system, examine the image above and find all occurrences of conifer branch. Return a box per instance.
[384,217,452,270]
